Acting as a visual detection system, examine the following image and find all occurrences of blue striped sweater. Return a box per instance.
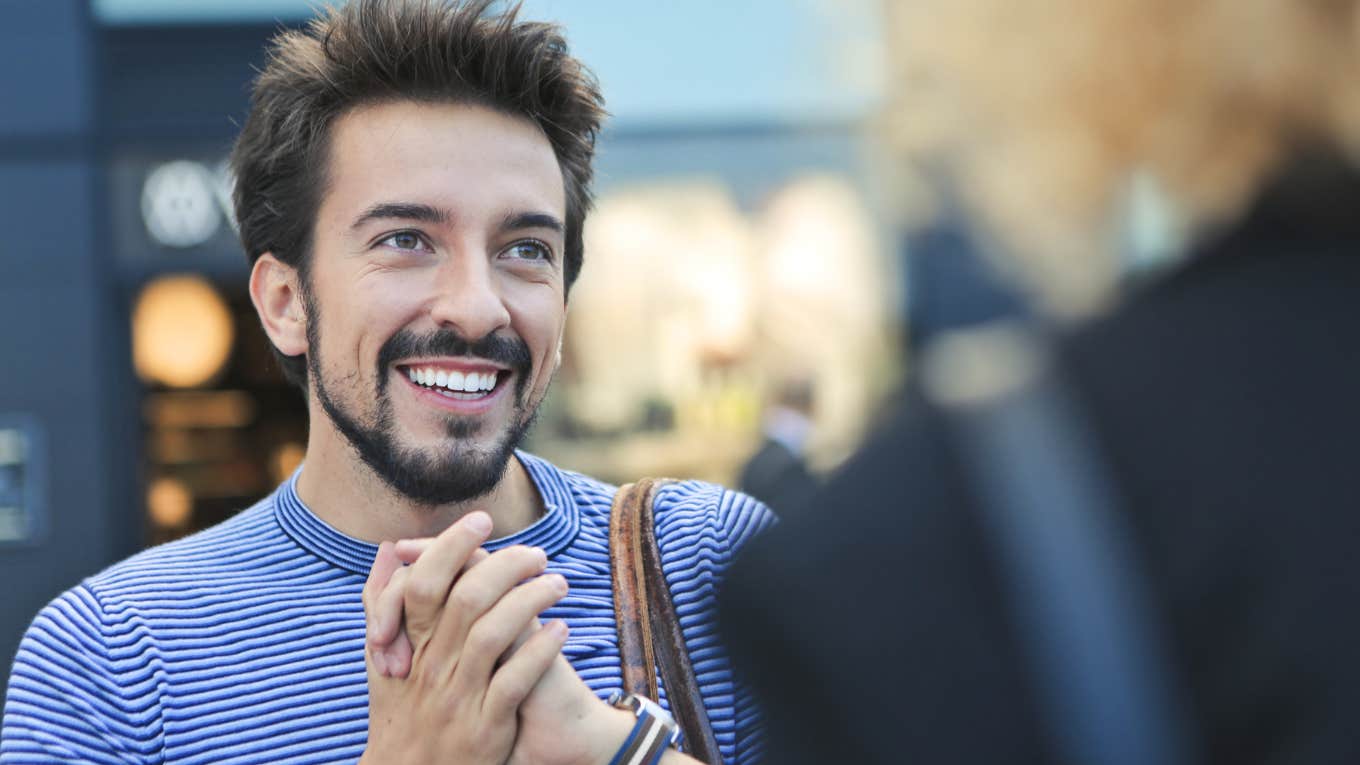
[1,452,775,764]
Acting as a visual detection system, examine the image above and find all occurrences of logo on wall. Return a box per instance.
[141,160,237,248]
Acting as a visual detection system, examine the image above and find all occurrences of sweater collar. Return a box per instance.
[273,450,583,575]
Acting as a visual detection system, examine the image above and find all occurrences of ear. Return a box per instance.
[249,253,308,357]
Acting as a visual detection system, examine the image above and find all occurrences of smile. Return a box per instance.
[404,365,502,400]
[395,362,517,413]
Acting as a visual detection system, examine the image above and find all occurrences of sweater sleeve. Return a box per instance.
[652,482,777,765]
[712,488,776,764]
[2,585,164,764]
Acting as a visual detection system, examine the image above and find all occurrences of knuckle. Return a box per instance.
[467,620,510,655]
[500,545,544,571]
[529,576,564,607]
[490,676,530,707]
[406,578,444,608]
[445,583,482,615]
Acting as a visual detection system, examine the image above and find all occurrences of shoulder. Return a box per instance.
[75,495,284,611]
[521,451,777,566]
[517,450,616,516]
[15,495,279,632]
[650,479,776,573]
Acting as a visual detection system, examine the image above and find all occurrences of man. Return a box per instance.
[1,2,772,763]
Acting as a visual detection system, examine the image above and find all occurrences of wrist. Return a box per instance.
[578,700,639,765]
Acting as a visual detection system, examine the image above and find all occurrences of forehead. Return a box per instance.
[320,99,566,226]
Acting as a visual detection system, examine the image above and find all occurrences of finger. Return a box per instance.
[370,564,411,648]
[363,541,403,611]
[426,545,548,661]
[402,512,494,628]
[397,541,491,571]
[393,537,432,565]
[463,547,491,570]
[449,572,567,697]
[375,629,414,680]
[381,550,492,680]
[363,544,404,680]
[484,619,569,719]
[498,616,543,668]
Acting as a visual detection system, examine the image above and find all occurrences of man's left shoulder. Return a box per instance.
[652,479,760,518]
[649,480,777,565]
[522,451,776,546]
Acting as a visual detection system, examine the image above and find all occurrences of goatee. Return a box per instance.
[308,318,540,505]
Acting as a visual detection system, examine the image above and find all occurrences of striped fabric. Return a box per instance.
[1,452,775,764]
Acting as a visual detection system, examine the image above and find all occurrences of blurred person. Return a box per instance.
[720,0,1360,763]
[0,2,772,763]
[738,377,819,518]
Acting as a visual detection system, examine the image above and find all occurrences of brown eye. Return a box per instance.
[504,240,551,262]
[381,231,428,251]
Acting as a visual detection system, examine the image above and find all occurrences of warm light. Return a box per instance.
[143,391,257,428]
[271,442,306,484]
[147,477,193,528]
[132,275,235,388]
[574,183,755,430]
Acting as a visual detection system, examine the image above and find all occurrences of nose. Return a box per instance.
[427,250,512,341]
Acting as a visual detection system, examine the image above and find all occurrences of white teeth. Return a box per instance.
[406,366,500,395]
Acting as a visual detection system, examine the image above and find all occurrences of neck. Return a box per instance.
[293,414,543,543]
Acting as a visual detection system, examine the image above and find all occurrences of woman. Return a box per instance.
[721,1,1360,762]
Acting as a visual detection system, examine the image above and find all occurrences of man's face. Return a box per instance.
[303,100,568,505]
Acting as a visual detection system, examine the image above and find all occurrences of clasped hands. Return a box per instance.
[358,511,637,765]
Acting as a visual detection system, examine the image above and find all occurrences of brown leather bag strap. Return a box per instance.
[610,479,660,700]
[610,478,723,764]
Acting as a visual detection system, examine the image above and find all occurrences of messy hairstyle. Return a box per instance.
[231,0,606,387]
[885,0,1360,312]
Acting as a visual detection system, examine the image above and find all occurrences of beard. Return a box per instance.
[305,300,540,505]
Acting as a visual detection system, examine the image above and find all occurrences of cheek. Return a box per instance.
[524,303,566,365]
[504,278,565,341]
[349,274,429,359]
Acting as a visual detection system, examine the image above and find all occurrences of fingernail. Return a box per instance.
[551,574,568,595]
[548,619,569,639]
[465,512,492,535]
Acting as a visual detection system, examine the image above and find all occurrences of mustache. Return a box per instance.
[377,328,533,381]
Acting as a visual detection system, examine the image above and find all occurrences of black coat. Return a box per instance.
[720,155,1360,764]
[738,438,819,520]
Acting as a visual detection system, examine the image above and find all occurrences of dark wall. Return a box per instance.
[0,8,289,682]
[0,0,125,676]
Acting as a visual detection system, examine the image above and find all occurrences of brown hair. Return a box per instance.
[231,0,606,386]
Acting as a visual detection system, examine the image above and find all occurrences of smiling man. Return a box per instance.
[0,2,773,764]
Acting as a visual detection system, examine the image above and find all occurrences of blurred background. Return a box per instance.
[0,0,1178,670]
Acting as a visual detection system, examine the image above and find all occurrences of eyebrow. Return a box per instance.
[499,211,564,235]
[350,202,449,230]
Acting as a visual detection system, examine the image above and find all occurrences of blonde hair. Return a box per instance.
[884,0,1360,312]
